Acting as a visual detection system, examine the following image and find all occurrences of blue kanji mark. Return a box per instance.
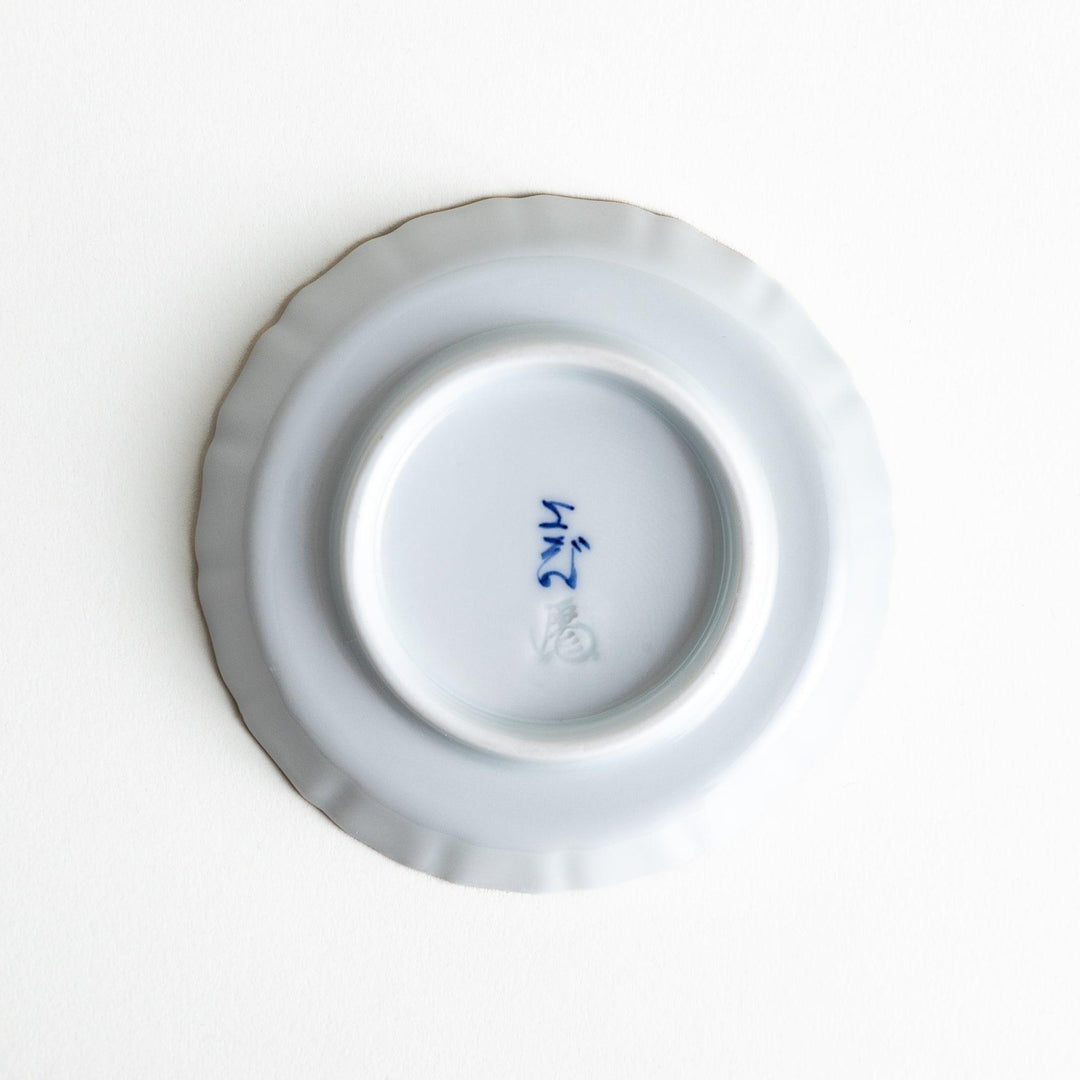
[537,500,589,589]
[538,499,574,530]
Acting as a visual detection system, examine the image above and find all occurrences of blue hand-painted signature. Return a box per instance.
[537,499,590,589]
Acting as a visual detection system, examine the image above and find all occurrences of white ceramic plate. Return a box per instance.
[196,195,891,891]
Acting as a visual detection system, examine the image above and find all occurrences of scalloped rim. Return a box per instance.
[195,195,892,892]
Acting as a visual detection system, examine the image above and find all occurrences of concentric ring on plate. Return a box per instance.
[336,331,777,762]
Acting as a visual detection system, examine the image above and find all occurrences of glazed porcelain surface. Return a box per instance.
[195,195,891,891]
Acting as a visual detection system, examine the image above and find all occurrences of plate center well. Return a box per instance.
[339,336,751,758]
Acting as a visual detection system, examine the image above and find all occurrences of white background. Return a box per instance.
[2,2,1078,1076]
